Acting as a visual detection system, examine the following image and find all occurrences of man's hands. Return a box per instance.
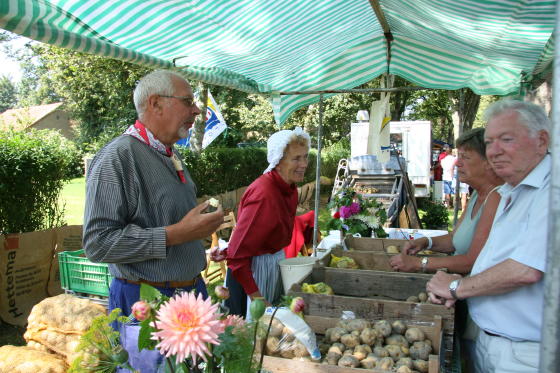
[426,271,462,309]
[166,201,224,246]
[209,246,227,262]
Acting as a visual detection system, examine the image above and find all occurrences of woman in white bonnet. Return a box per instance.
[224,127,310,317]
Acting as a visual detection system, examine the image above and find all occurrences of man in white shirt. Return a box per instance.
[426,99,550,373]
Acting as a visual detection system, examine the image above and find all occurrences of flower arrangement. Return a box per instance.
[327,187,388,238]
[70,284,307,373]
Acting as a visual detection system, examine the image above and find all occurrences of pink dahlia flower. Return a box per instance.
[131,300,151,321]
[151,292,225,364]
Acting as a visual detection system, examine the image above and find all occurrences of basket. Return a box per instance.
[58,249,113,296]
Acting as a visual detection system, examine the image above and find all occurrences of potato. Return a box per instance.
[377,356,394,370]
[351,330,361,338]
[386,245,400,254]
[326,351,341,365]
[279,346,295,359]
[265,336,280,355]
[360,355,377,369]
[374,320,392,337]
[385,334,409,348]
[413,358,429,373]
[396,365,413,373]
[353,344,372,360]
[386,344,406,361]
[346,319,371,332]
[282,326,295,341]
[341,333,360,348]
[373,346,389,358]
[329,342,345,355]
[293,339,309,358]
[360,327,378,345]
[409,341,431,360]
[343,348,354,356]
[406,295,420,303]
[391,320,407,335]
[338,355,360,368]
[405,328,425,343]
[328,327,347,343]
[396,357,413,368]
[418,292,428,303]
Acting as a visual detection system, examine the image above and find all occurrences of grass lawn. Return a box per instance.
[59,177,86,226]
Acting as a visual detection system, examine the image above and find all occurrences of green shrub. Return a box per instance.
[320,137,350,178]
[420,200,449,230]
[0,130,75,234]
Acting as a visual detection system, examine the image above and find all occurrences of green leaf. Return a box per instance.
[140,283,162,302]
[137,318,157,351]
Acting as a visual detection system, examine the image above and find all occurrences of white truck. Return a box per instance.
[389,121,432,198]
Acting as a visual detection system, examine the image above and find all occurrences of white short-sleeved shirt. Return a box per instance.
[441,155,456,181]
[468,155,550,342]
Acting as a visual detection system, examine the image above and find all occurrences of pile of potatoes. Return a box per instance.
[319,318,433,372]
[406,292,432,304]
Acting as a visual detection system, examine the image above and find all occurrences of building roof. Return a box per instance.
[0,102,64,131]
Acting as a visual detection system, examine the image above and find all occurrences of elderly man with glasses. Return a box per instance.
[427,100,550,373]
[83,70,224,372]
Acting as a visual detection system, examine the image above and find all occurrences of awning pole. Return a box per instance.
[539,4,560,371]
[312,94,324,256]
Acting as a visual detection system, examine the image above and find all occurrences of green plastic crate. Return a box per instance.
[58,249,113,297]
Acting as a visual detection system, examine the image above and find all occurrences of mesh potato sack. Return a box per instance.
[0,345,67,373]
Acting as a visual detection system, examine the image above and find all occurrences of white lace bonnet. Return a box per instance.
[263,126,311,174]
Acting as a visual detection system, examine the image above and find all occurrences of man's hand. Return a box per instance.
[426,271,462,309]
[166,202,224,246]
[389,253,420,272]
[209,246,227,262]
[402,238,426,255]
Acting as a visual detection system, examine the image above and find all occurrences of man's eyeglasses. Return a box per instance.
[159,95,197,107]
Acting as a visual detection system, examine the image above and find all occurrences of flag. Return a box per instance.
[178,90,227,148]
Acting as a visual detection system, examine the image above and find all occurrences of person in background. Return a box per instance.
[427,100,550,373]
[223,127,310,318]
[83,70,224,372]
[440,146,456,207]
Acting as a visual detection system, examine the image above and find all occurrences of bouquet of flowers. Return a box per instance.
[69,284,306,373]
[327,187,388,238]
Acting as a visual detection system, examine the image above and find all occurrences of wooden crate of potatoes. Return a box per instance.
[343,236,447,256]
[262,315,443,373]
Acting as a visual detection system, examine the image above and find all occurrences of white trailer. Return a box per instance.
[389,121,432,198]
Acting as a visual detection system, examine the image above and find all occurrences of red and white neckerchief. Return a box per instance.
[124,120,186,183]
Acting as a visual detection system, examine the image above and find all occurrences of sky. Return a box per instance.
[0,35,30,82]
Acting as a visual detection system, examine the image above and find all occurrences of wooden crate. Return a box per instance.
[288,266,455,336]
[344,236,447,256]
[262,315,443,373]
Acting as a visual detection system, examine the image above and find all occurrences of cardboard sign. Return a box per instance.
[0,229,56,326]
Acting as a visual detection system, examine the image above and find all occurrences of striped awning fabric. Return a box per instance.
[0,0,555,124]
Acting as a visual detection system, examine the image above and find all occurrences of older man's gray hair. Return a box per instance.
[133,70,187,118]
[484,99,550,137]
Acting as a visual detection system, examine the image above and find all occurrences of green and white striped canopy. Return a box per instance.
[0,0,555,123]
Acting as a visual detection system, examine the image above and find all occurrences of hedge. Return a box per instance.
[0,130,80,234]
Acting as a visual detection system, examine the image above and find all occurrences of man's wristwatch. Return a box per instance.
[449,278,461,299]
[420,257,429,273]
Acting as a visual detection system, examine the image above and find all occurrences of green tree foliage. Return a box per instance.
[406,90,454,143]
[0,75,17,113]
[16,43,152,147]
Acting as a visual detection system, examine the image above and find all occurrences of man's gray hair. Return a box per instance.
[133,70,187,118]
[484,99,550,136]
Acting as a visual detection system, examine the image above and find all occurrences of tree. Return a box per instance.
[406,90,455,144]
[0,75,17,113]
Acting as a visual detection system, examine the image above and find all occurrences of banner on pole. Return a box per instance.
[178,90,227,148]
